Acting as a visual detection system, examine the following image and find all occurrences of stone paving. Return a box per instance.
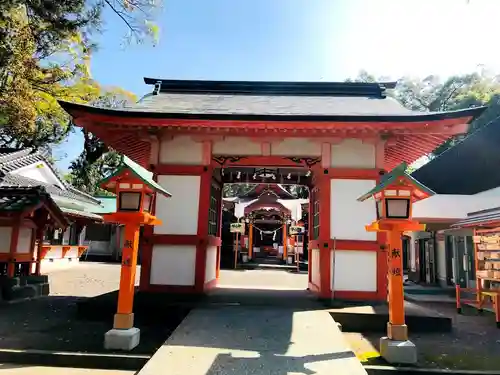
[138,306,366,375]
[217,269,308,290]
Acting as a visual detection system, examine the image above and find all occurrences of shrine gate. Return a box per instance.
[59,79,484,301]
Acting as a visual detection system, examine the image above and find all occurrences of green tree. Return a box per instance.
[223,184,256,198]
[67,91,136,195]
[0,0,161,150]
[350,69,500,157]
[282,184,309,199]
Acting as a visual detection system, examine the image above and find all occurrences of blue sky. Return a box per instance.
[54,0,500,170]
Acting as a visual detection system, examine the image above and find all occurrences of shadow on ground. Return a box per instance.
[0,293,188,355]
[139,289,364,375]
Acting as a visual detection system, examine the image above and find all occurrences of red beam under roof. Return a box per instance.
[59,101,486,170]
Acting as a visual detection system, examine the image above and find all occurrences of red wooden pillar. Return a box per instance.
[194,166,212,292]
[139,224,153,292]
[317,171,332,299]
[377,231,389,300]
[308,187,313,284]
[216,184,223,279]
[7,223,20,278]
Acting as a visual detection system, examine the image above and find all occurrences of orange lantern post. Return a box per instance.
[357,163,434,364]
[100,156,171,351]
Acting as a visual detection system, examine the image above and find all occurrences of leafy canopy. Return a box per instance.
[349,69,500,157]
[0,0,161,149]
[67,91,136,195]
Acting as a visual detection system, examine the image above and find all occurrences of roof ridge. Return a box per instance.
[66,185,102,204]
[143,78,397,98]
[0,148,71,193]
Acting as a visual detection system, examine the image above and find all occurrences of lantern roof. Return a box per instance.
[101,155,172,197]
[357,163,435,202]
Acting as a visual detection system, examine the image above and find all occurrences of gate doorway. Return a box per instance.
[211,162,314,292]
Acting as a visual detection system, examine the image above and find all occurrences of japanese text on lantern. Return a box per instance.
[389,247,402,278]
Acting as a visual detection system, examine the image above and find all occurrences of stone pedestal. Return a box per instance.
[380,336,417,364]
[104,328,140,351]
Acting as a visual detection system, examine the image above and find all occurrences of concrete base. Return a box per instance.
[379,336,417,364]
[104,327,140,351]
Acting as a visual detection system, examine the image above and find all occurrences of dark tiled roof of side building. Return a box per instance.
[0,174,98,204]
[411,117,500,194]
[0,186,69,226]
[0,148,101,205]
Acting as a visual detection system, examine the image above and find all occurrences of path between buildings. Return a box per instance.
[137,288,367,375]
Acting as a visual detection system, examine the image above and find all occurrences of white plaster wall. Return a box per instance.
[45,246,63,259]
[160,136,203,165]
[311,248,321,287]
[333,250,377,292]
[16,228,32,254]
[42,245,81,260]
[213,137,261,155]
[0,227,12,253]
[330,139,375,168]
[413,194,500,221]
[12,162,64,188]
[474,186,500,197]
[150,245,196,286]
[436,232,447,282]
[64,247,80,258]
[330,179,377,241]
[155,175,201,235]
[205,246,217,283]
[271,138,321,156]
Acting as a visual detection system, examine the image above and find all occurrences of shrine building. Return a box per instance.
[222,183,307,263]
[59,79,485,300]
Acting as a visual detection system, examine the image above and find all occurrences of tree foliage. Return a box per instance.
[0,0,160,150]
[67,91,136,195]
[222,184,256,198]
[349,69,500,157]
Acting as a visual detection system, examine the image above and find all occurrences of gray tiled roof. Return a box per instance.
[128,92,414,116]
[59,79,487,123]
[0,174,99,206]
[0,149,101,206]
[0,148,47,173]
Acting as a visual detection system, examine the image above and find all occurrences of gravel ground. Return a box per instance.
[5,263,499,371]
[0,264,307,356]
[0,262,170,355]
[344,301,500,371]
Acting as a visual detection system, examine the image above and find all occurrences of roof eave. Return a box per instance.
[58,100,487,124]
